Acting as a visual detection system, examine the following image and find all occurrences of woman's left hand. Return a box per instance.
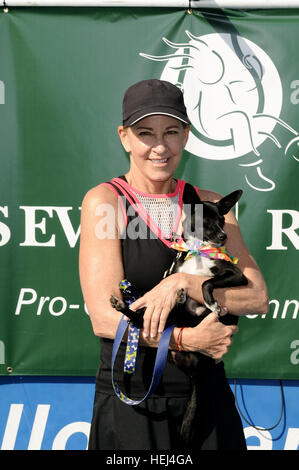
[129,273,187,339]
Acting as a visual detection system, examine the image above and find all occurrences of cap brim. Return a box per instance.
[123,109,191,127]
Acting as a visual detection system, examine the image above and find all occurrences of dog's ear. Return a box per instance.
[217,190,243,215]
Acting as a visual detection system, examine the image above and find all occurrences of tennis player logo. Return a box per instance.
[140,31,299,191]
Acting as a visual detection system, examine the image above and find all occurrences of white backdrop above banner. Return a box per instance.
[3,0,299,9]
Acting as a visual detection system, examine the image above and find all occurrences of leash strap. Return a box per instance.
[119,279,140,375]
[112,279,175,405]
[112,316,175,405]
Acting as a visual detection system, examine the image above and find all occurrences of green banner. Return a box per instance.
[0,7,298,378]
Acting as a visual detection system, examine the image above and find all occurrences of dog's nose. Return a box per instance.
[218,232,227,242]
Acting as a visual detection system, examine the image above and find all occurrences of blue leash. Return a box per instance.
[111,280,175,405]
[119,280,141,375]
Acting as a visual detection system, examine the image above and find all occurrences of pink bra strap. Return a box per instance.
[99,182,128,227]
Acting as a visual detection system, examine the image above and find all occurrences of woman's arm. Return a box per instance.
[79,184,238,361]
[79,184,125,339]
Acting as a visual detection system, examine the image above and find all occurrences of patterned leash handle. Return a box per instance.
[112,279,175,405]
[119,279,140,375]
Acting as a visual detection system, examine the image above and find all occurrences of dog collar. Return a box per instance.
[170,239,238,264]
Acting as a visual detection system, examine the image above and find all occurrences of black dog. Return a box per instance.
[110,189,248,447]
[164,189,248,318]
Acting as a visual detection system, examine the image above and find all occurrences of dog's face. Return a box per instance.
[201,202,227,246]
[182,190,243,246]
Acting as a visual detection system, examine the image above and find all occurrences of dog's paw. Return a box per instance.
[110,295,125,311]
[176,288,187,304]
[205,301,222,315]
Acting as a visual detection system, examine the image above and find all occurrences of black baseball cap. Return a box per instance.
[122,79,191,127]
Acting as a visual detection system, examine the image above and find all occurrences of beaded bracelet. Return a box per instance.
[176,327,185,351]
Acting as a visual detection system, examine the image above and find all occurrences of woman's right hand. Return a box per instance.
[182,312,239,361]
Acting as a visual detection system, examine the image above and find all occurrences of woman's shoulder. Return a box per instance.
[197,188,222,203]
[182,180,222,203]
[81,180,119,211]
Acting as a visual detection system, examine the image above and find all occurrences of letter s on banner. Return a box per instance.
[0,206,11,246]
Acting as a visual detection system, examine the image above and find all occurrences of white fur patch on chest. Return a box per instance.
[177,254,215,276]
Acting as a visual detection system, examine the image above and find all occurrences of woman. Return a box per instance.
[79,79,268,450]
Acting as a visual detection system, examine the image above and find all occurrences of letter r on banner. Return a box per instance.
[267,210,299,250]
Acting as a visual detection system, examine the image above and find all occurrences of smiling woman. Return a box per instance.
[79,79,267,451]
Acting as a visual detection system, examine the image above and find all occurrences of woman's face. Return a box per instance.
[118,115,190,184]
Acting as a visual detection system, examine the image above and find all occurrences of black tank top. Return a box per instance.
[95,176,236,398]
